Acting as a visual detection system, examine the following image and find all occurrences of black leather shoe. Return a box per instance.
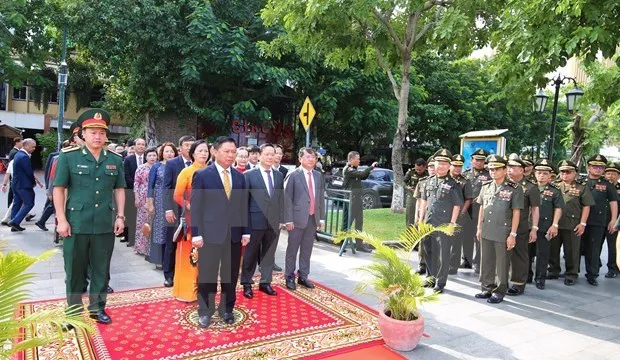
[223,312,234,324]
[506,286,524,296]
[35,222,49,231]
[119,237,128,243]
[459,260,472,269]
[8,222,25,231]
[90,310,112,324]
[535,280,545,289]
[423,280,435,288]
[448,268,458,275]
[564,279,576,286]
[587,278,598,286]
[297,278,315,289]
[273,263,283,272]
[415,266,427,275]
[198,315,211,328]
[546,273,559,280]
[25,214,36,222]
[605,271,618,278]
[1,221,9,227]
[475,291,492,299]
[243,285,254,299]
[286,278,297,290]
[432,286,444,293]
[106,286,114,293]
[356,245,373,253]
[164,278,174,287]
[259,284,277,296]
[487,293,504,304]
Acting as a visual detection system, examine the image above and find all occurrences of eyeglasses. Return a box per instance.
[591,165,605,170]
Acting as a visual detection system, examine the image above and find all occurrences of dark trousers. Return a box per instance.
[38,198,55,225]
[286,216,316,280]
[583,225,606,279]
[603,231,620,274]
[533,231,552,281]
[549,229,581,280]
[510,231,530,287]
[424,233,452,287]
[341,196,364,248]
[7,185,13,207]
[163,225,178,280]
[463,215,477,265]
[405,195,416,227]
[197,240,242,316]
[122,190,137,245]
[480,238,511,295]
[63,233,115,313]
[450,213,470,270]
[241,228,278,285]
[10,188,35,225]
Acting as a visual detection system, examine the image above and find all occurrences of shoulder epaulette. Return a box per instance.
[575,178,586,185]
[419,176,428,182]
[482,180,493,186]
[506,179,519,188]
[61,146,80,153]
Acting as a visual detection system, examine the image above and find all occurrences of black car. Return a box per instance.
[326,166,394,209]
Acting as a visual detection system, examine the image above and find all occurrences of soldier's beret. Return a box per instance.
[507,153,525,167]
[558,160,577,171]
[521,154,534,167]
[471,148,489,160]
[587,154,607,166]
[433,149,453,163]
[451,154,465,166]
[534,158,554,172]
[77,108,111,130]
[486,154,506,169]
[605,161,620,174]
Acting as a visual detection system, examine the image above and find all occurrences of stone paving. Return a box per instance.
[2,176,620,359]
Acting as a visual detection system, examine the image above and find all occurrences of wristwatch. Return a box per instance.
[510,232,517,237]
[552,224,559,228]
[580,222,587,227]
[116,215,126,221]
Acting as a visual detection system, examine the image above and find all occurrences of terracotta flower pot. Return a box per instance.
[378,309,425,352]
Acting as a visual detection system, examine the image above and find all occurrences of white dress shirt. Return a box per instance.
[259,165,273,196]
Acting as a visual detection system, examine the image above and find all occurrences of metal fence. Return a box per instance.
[316,189,358,256]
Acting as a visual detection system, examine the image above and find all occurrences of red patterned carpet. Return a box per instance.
[17,274,401,359]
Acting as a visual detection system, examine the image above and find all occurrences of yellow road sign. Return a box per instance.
[298,97,316,132]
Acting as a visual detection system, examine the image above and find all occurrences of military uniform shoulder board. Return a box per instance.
[547,182,559,189]
[108,150,123,157]
[419,176,428,181]
[575,178,586,185]
[482,179,493,186]
[506,179,519,188]
[61,146,80,153]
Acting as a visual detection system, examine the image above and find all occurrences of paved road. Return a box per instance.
[2,173,619,360]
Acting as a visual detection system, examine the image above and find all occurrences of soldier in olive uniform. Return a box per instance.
[53,109,126,326]
[463,148,490,273]
[341,151,378,253]
[529,159,564,290]
[448,154,473,274]
[419,149,463,292]
[582,155,618,286]
[522,155,536,183]
[602,162,620,278]
[475,155,523,304]
[412,157,435,274]
[404,158,427,228]
[506,154,540,296]
[548,160,594,285]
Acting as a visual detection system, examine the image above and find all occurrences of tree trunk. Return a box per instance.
[569,114,584,167]
[145,111,158,147]
[390,59,411,213]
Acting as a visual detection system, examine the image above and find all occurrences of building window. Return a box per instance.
[49,91,58,104]
[12,86,27,101]
[0,83,6,110]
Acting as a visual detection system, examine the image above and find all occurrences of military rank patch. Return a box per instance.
[595,184,607,192]
[106,165,117,170]
[499,190,512,200]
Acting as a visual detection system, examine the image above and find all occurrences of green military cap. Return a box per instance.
[534,158,554,172]
[451,154,465,166]
[69,120,81,135]
[433,148,453,162]
[605,161,620,174]
[520,154,534,167]
[427,155,435,165]
[486,154,506,169]
[557,159,577,171]
[507,153,525,167]
[77,108,111,130]
[471,148,489,160]
[587,154,608,167]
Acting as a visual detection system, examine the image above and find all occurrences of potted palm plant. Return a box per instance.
[1,243,92,358]
[335,222,455,351]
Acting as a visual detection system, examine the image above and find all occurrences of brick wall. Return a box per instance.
[147,113,198,146]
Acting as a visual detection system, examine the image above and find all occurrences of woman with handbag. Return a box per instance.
[134,147,158,257]
[172,140,209,302]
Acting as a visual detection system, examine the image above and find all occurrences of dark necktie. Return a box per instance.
[185,160,191,167]
[265,169,274,196]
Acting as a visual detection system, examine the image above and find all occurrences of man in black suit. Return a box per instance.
[241,144,284,299]
[121,138,146,246]
[162,135,195,287]
[8,139,41,231]
[5,137,23,209]
[191,136,248,328]
[246,145,260,170]
[273,144,288,178]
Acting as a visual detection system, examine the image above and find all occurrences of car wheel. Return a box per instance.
[361,192,379,209]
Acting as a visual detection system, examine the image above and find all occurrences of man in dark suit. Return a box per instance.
[273,144,288,178]
[163,135,195,287]
[241,144,284,299]
[5,137,23,209]
[191,136,248,328]
[283,147,325,290]
[8,138,40,231]
[121,138,146,246]
[246,145,260,170]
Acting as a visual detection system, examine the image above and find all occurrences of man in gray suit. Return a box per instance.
[284,147,325,290]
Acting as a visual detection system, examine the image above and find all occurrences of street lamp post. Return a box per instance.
[57,25,68,152]
[532,74,584,162]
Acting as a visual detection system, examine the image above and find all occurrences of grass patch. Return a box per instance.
[363,208,406,240]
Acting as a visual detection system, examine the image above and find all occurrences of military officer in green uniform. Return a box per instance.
[474,155,523,304]
[506,154,540,296]
[448,154,472,274]
[602,162,620,278]
[419,149,463,293]
[582,154,618,286]
[341,151,378,253]
[413,156,435,274]
[522,154,536,183]
[548,160,594,285]
[53,109,126,327]
[528,159,564,290]
[404,158,428,228]
[463,148,490,273]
